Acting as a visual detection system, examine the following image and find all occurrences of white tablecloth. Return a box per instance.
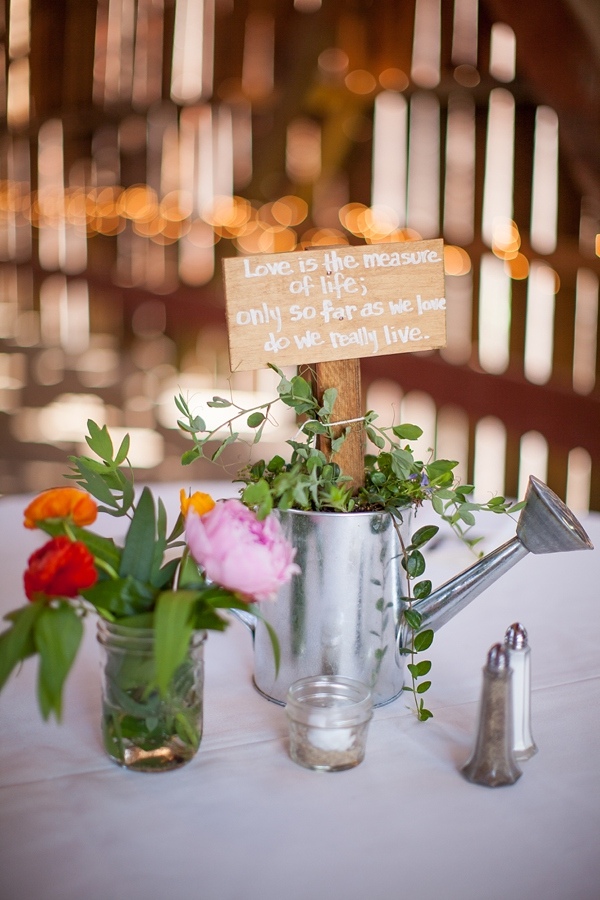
[1,485,599,900]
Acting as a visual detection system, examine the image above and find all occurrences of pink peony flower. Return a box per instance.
[185,499,300,602]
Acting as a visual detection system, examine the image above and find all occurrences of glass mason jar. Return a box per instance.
[97,621,206,772]
[285,675,373,772]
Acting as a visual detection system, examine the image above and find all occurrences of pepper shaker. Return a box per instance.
[461,643,522,787]
[504,622,538,760]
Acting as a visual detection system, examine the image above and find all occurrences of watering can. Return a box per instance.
[233,476,593,707]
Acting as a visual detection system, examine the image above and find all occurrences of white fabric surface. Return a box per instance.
[1,485,599,900]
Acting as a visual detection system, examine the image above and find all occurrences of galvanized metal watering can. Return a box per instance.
[233,476,593,707]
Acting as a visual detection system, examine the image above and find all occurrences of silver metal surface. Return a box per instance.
[461,643,522,787]
[505,621,528,650]
[234,476,593,707]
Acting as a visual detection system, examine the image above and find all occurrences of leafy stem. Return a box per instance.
[393,515,437,721]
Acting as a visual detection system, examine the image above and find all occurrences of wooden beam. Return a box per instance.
[314,358,365,492]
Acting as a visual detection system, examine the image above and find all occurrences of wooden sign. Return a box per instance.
[222,239,446,371]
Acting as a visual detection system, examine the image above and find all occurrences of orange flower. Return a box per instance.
[180,489,216,518]
[23,488,98,530]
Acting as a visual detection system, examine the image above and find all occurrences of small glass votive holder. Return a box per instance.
[285,675,373,772]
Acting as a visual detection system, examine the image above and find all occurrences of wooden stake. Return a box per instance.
[314,358,364,492]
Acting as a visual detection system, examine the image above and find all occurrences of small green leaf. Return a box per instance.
[114,434,130,465]
[403,608,422,630]
[414,629,434,652]
[0,601,44,691]
[416,680,431,694]
[254,612,280,677]
[247,412,265,429]
[34,603,84,721]
[410,525,439,548]
[153,590,198,695]
[181,446,201,465]
[392,423,422,441]
[85,420,114,462]
[207,396,232,408]
[119,486,156,582]
[408,659,431,678]
[405,550,425,578]
[242,479,273,519]
[320,387,337,415]
[412,579,432,600]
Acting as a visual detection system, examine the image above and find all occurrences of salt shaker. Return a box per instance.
[504,622,538,760]
[461,643,522,787]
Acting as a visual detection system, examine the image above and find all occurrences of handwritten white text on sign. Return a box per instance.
[223,239,446,371]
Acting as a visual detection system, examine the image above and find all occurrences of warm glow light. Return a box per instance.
[241,10,274,100]
[579,197,600,256]
[530,106,559,254]
[344,69,377,95]
[339,202,368,235]
[372,91,407,227]
[411,0,441,88]
[103,0,136,105]
[257,226,297,253]
[452,0,478,66]
[573,268,598,394]
[37,120,66,272]
[179,221,215,284]
[478,252,511,374]
[489,23,516,82]
[567,447,591,513]
[365,379,404,431]
[473,416,506,500]
[482,89,515,247]
[286,118,321,183]
[444,92,475,244]
[491,217,520,258]
[504,252,529,280]
[436,405,469,483]
[132,0,164,109]
[378,68,409,92]
[401,391,436,462]
[444,245,471,276]
[407,92,439,238]
[13,394,106,444]
[518,432,548,499]
[318,48,349,78]
[300,227,348,247]
[8,0,30,59]
[230,99,253,189]
[271,195,308,227]
[524,262,555,384]
[118,184,158,221]
[6,56,29,128]
[171,0,215,103]
[453,65,480,87]
[441,269,472,365]
[294,0,322,11]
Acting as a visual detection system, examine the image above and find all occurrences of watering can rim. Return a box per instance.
[273,505,411,518]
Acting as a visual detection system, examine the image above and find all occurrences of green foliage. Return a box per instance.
[2,418,280,722]
[35,603,84,720]
[394,518,438,720]
[175,364,523,531]
[175,366,524,720]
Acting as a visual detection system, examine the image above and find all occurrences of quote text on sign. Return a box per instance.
[223,239,446,371]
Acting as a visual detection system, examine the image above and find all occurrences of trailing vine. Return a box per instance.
[176,364,524,719]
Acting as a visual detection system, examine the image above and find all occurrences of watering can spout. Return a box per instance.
[410,476,593,635]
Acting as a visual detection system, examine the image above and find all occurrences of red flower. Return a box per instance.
[24,536,98,602]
